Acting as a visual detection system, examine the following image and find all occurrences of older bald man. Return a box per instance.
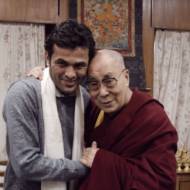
[80,49,177,190]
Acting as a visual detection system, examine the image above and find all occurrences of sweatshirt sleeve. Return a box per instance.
[3,79,88,181]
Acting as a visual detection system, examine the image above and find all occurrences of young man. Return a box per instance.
[80,49,178,190]
[3,20,95,190]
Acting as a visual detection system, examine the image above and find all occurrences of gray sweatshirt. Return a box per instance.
[3,77,90,190]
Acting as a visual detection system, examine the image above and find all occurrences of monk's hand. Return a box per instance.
[80,141,99,168]
[27,65,45,80]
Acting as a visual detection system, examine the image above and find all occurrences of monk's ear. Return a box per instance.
[124,69,129,79]
[124,69,130,86]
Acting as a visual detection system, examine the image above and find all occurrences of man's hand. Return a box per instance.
[80,141,99,168]
[27,65,45,80]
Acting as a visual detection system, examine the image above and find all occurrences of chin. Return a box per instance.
[100,105,122,114]
[58,86,78,95]
[100,107,117,113]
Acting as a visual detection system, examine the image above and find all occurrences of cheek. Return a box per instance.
[89,93,97,101]
[109,89,119,98]
[89,93,99,105]
[115,92,127,107]
[52,66,65,76]
[49,68,61,82]
[110,91,123,104]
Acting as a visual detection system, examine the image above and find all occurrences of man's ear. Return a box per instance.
[45,51,50,67]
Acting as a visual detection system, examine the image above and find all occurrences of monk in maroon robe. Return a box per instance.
[80,49,177,190]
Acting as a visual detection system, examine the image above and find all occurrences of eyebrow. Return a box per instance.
[55,58,67,64]
[104,73,114,78]
[55,59,87,66]
[88,73,115,81]
[74,61,87,66]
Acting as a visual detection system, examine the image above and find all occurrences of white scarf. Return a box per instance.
[41,68,84,190]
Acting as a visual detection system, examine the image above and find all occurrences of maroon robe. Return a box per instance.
[81,90,177,190]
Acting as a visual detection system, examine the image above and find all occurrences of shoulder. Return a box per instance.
[134,91,166,118]
[4,77,41,110]
[3,77,42,122]
[129,90,175,131]
[131,89,164,114]
[6,77,40,97]
[133,91,167,121]
[135,98,176,136]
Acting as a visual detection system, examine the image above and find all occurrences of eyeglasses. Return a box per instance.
[87,69,126,92]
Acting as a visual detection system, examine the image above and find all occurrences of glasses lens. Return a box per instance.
[102,78,117,88]
[87,73,121,92]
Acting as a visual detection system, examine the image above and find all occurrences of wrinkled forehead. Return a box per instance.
[88,62,122,81]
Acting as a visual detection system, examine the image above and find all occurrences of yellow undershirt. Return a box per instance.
[94,110,104,128]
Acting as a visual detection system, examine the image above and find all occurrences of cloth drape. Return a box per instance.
[0,23,45,161]
[154,30,190,151]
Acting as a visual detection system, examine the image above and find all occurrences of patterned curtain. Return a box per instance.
[0,23,45,161]
[154,30,190,154]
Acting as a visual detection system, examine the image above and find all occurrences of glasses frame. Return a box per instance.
[87,69,126,92]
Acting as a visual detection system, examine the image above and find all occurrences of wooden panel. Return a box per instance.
[142,0,154,95]
[57,0,69,23]
[0,160,7,189]
[152,0,190,30]
[176,173,190,190]
[180,182,190,190]
[0,0,58,23]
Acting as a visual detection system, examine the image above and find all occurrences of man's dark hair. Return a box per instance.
[45,19,96,62]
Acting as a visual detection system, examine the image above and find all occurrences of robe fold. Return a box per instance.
[80,90,177,190]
